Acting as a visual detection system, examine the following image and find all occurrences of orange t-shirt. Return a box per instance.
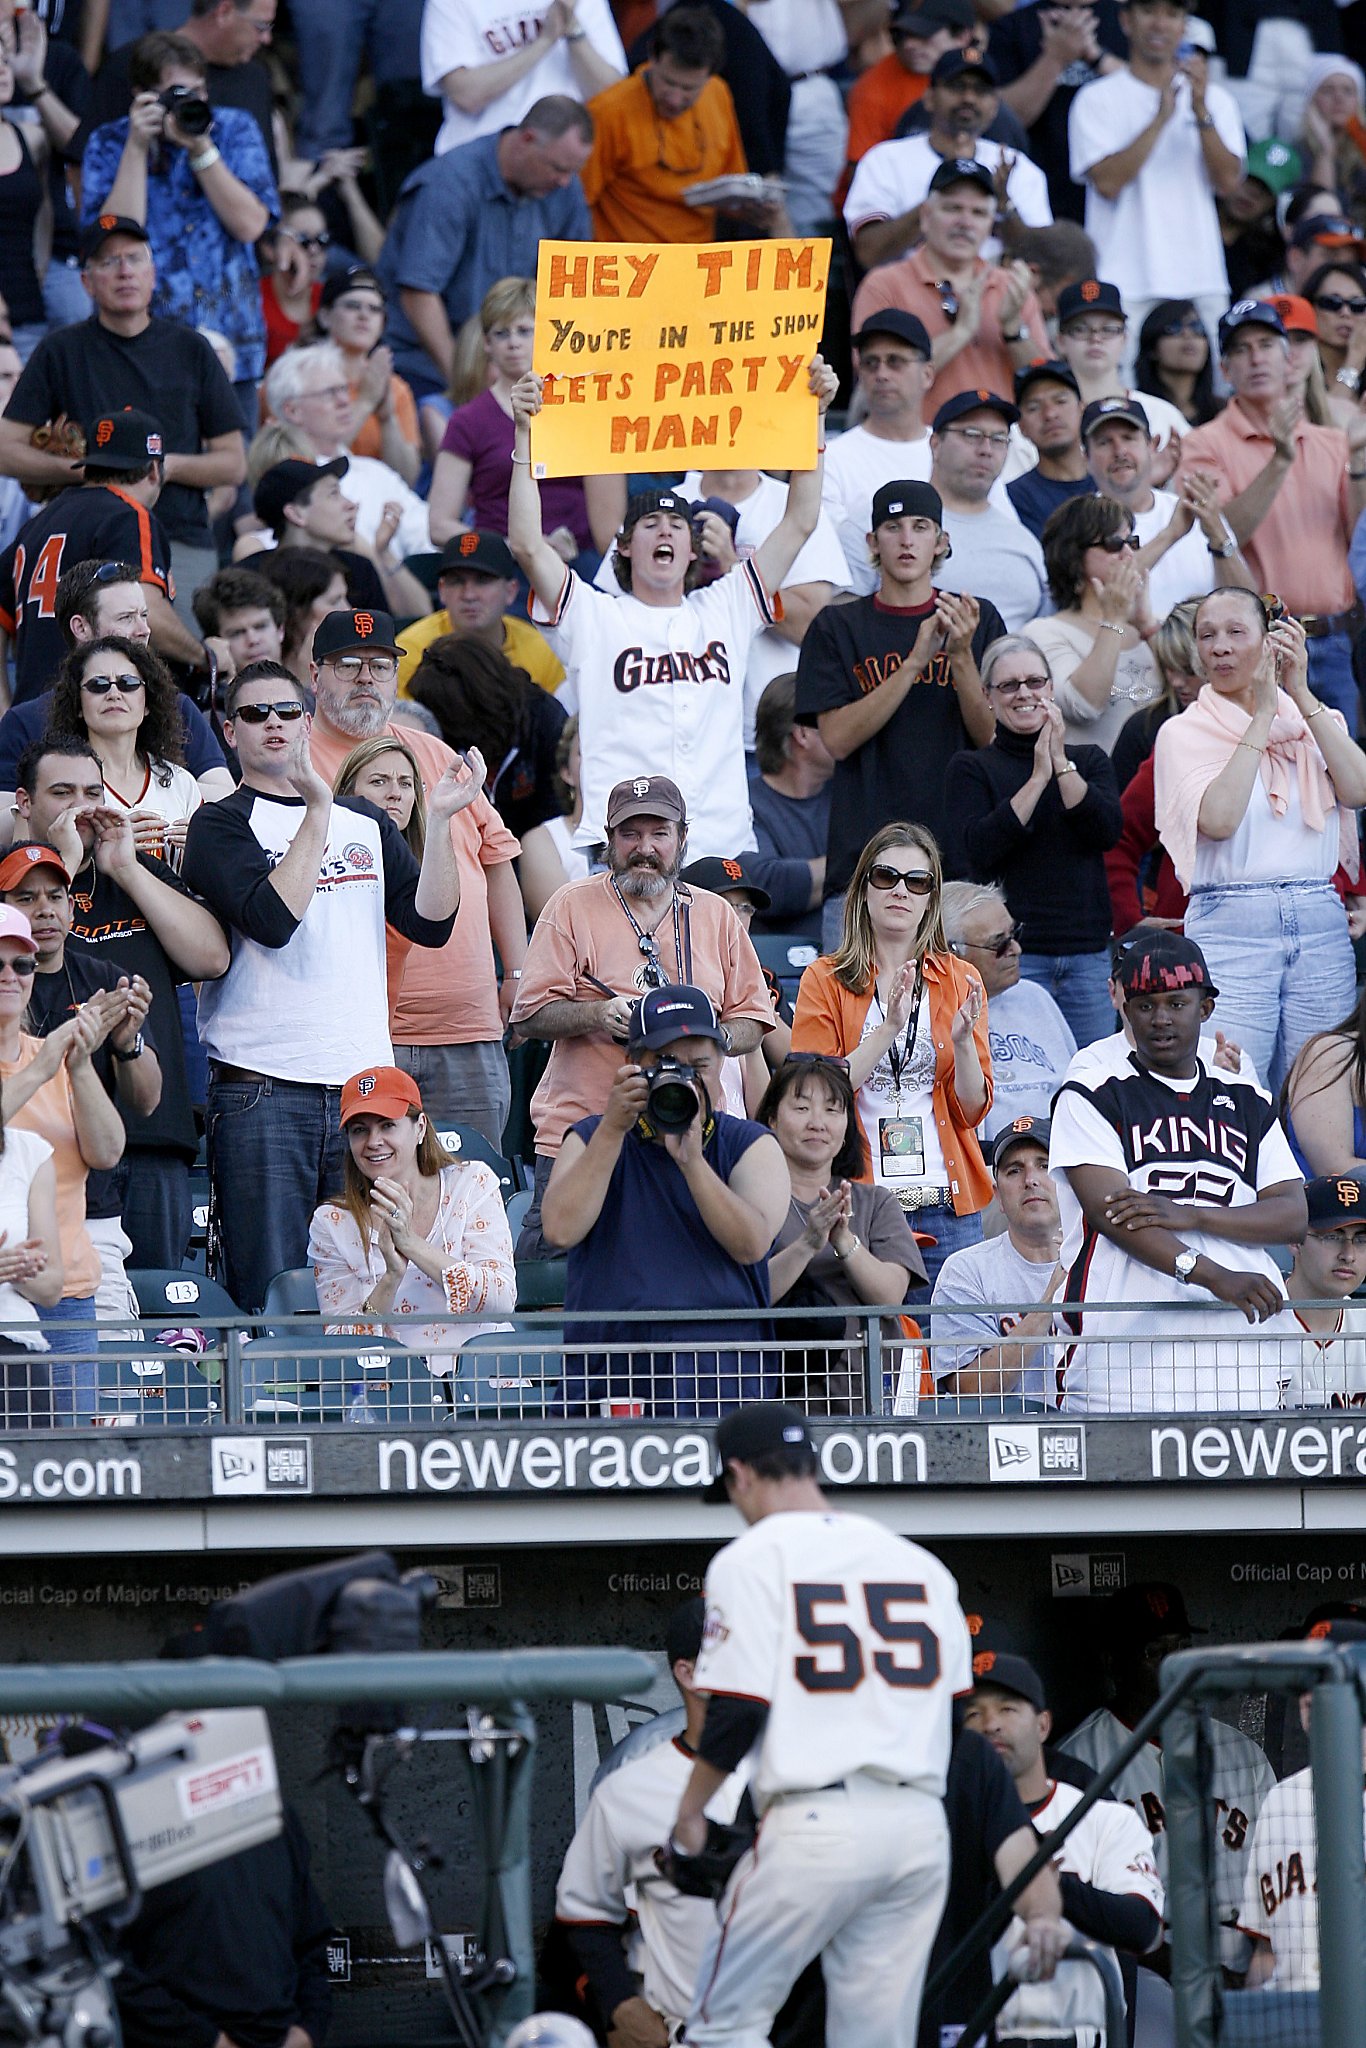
[308,715,520,1046]
[841,54,928,203]
[348,373,421,464]
[583,68,747,243]
[0,1037,100,1297]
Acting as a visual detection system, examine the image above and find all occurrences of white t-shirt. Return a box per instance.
[0,1127,50,1352]
[745,0,846,75]
[1069,69,1245,300]
[856,983,949,1197]
[333,452,430,557]
[1065,1027,1263,1093]
[1132,487,1215,622]
[544,814,591,885]
[1238,1768,1366,1990]
[939,502,1048,634]
[555,1735,748,2028]
[538,562,774,858]
[694,1509,972,1807]
[982,977,1078,1138]
[926,1229,1062,1405]
[846,133,1053,239]
[1188,770,1340,890]
[421,0,626,156]
[1022,613,1162,754]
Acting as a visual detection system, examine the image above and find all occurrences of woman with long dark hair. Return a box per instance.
[408,636,566,841]
[1284,989,1366,1175]
[1134,300,1222,427]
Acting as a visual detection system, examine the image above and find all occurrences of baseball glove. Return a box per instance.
[655,1818,755,1899]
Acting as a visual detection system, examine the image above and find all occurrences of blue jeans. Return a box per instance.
[821,892,847,954]
[38,1295,98,1425]
[1185,879,1356,1095]
[912,1202,984,1297]
[207,1072,346,1313]
[122,1152,192,1271]
[288,0,423,155]
[1306,629,1358,732]
[1018,950,1116,1051]
[41,257,90,335]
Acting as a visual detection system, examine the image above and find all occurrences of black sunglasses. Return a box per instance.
[1156,313,1206,337]
[0,956,36,977]
[232,700,306,724]
[1314,292,1366,315]
[935,280,959,325]
[784,1052,851,1072]
[1099,532,1142,553]
[81,673,144,695]
[867,863,936,895]
[961,921,1024,958]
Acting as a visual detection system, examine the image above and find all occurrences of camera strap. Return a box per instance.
[610,877,688,986]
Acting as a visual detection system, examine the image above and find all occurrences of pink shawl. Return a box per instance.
[1153,684,1360,890]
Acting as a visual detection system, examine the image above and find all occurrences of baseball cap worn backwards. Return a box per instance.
[705,1402,817,1502]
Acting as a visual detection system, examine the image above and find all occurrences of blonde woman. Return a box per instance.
[334,735,427,1018]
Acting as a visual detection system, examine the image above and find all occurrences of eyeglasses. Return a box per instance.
[1156,314,1207,337]
[988,674,1051,696]
[935,280,959,324]
[1098,531,1142,553]
[231,700,306,724]
[1067,320,1125,341]
[0,955,36,978]
[81,673,144,695]
[328,654,398,682]
[302,382,350,405]
[784,1052,851,1072]
[961,921,1023,957]
[1314,293,1366,315]
[867,864,936,895]
[944,424,1011,450]
[86,248,152,273]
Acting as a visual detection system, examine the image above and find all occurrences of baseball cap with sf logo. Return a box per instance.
[312,609,402,659]
[339,1064,423,1125]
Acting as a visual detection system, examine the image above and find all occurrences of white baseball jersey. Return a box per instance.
[996,1779,1163,2043]
[1276,1299,1366,1409]
[534,562,774,860]
[694,1509,971,1810]
[556,1735,748,2028]
[1237,1767,1366,1989]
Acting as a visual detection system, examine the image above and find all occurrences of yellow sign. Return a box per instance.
[529,238,831,478]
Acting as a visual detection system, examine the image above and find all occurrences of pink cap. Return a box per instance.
[0,907,37,955]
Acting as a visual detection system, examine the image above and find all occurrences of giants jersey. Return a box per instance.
[997,1778,1163,2041]
[693,1509,971,1809]
[555,1735,747,2027]
[533,561,775,860]
[1049,1057,1301,1413]
[1236,1768,1366,1989]
[0,485,173,703]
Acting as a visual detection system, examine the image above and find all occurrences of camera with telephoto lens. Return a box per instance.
[159,83,213,136]
[647,1057,709,1133]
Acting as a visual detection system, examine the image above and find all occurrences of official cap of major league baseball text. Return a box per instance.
[80,213,151,264]
[0,843,72,892]
[680,856,772,911]
[932,387,1019,433]
[1217,299,1286,354]
[81,409,164,470]
[1056,279,1125,328]
[312,608,402,659]
[339,1064,423,1127]
[851,307,932,359]
[704,1401,818,1502]
[1014,358,1080,403]
[1305,1175,1366,1231]
[628,984,729,1055]
[970,1650,1046,1712]
[605,774,687,831]
[929,48,998,87]
[437,531,517,581]
[927,155,995,199]
[989,1116,1051,1172]
[870,479,943,529]
[252,455,349,531]
[1081,395,1151,440]
[1117,931,1219,1001]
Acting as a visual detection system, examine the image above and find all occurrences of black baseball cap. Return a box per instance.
[1107,1581,1200,1646]
[1056,279,1125,328]
[623,488,693,526]
[1289,212,1363,254]
[1081,395,1151,440]
[81,408,164,470]
[1117,931,1219,1001]
[1303,1602,1366,1643]
[312,608,401,659]
[990,1116,1051,1171]
[927,155,994,199]
[930,47,998,85]
[665,1595,707,1668]
[852,308,932,358]
[605,774,686,830]
[1305,1175,1366,1231]
[629,983,729,1055]
[1014,359,1080,403]
[680,856,772,910]
[80,212,150,264]
[252,456,348,532]
[871,479,942,528]
[704,1402,818,1502]
[1217,298,1287,353]
[892,0,973,32]
[971,1650,1046,1712]
[932,386,1019,431]
[319,264,385,310]
[438,531,516,580]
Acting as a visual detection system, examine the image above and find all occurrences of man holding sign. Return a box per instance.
[507,355,838,860]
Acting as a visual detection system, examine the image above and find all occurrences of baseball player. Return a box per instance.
[1238,1618,1366,1991]
[555,1599,750,2044]
[505,360,839,863]
[665,1401,1043,2047]
[965,1652,1164,2047]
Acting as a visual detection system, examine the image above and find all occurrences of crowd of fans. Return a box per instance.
[4,0,1366,1423]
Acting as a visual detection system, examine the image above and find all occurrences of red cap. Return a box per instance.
[0,843,71,892]
[339,1065,422,1125]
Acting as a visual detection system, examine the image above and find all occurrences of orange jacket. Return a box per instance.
[791,950,994,1216]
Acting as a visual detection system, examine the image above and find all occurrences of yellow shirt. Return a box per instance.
[397,612,566,696]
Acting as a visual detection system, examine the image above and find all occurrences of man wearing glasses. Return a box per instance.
[929,388,1047,630]
[941,880,1076,1137]
[180,632,483,1311]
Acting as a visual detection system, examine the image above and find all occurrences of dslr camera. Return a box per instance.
[159,83,213,137]
[646,1058,711,1134]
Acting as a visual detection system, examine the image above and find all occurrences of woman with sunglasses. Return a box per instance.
[791,822,992,1290]
[1300,259,1366,422]
[1025,495,1162,755]
[944,636,1122,1049]
[1155,589,1366,1089]
[261,194,329,367]
[1134,301,1222,429]
[46,638,231,863]
[757,1053,926,1416]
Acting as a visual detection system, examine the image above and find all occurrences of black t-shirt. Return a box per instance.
[66,854,212,1161]
[15,43,91,262]
[0,484,175,702]
[27,938,161,1216]
[335,546,386,613]
[79,48,278,178]
[794,588,1005,898]
[987,1,1127,221]
[4,318,243,548]
[918,1725,1033,2048]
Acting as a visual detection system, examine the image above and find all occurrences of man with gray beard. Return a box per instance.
[510,776,774,1258]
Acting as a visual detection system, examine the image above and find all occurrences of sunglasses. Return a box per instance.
[0,955,36,977]
[961,921,1023,957]
[784,1052,851,1072]
[283,229,330,252]
[1157,314,1206,337]
[1099,532,1141,553]
[81,673,144,695]
[1314,293,1366,315]
[936,279,959,324]
[867,864,936,895]
[232,700,306,724]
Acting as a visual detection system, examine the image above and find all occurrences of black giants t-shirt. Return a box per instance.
[794,588,1005,898]
[4,318,243,549]
[0,483,175,702]
[27,938,162,1217]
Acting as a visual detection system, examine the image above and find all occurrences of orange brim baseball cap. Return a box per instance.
[339,1065,422,1125]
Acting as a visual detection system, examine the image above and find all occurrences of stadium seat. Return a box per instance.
[751,932,820,997]
[514,1258,567,1309]
[923,1396,1052,1418]
[448,1327,563,1417]
[504,1188,532,1241]
[433,1124,519,1197]
[261,1267,321,1325]
[128,1269,242,1327]
[242,1333,436,1425]
[93,1352,217,1427]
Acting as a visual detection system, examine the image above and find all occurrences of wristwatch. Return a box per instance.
[111,1032,144,1063]
[1173,1247,1199,1284]
[1338,367,1362,393]
[1209,538,1238,558]
[832,1233,861,1260]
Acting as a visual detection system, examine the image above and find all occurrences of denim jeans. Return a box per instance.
[287,0,423,155]
[1306,630,1358,732]
[821,892,847,955]
[1017,950,1116,1052]
[393,1040,511,1149]
[1185,879,1356,1095]
[912,1202,984,1297]
[122,1152,192,1271]
[38,1295,98,1425]
[207,1073,345,1312]
[42,257,90,335]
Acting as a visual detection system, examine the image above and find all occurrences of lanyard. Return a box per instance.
[609,877,691,987]
[875,966,925,1111]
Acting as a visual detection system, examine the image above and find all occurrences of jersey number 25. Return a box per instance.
[793,1581,940,1693]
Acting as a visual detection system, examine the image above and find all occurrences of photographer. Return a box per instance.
[541,984,789,1419]
[80,30,278,423]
